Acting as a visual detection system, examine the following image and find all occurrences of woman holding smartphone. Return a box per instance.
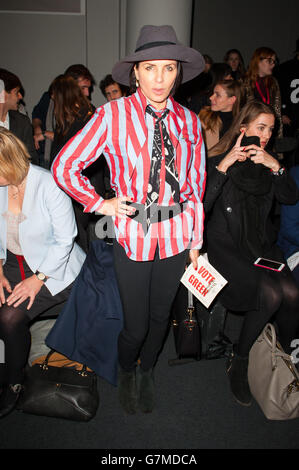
[204,100,299,406]
[224,49,246,81]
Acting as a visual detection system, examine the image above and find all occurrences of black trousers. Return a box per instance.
[113,241,188,372]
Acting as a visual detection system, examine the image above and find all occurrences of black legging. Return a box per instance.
[0,305,31,385]
[113,241,188,372]
[237,269,299,357]
[0,251,73,387]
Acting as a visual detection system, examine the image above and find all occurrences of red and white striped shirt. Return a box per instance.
[52,89,206,261]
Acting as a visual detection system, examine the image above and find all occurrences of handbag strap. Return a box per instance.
[40,349,56,369]
[41,349,90,375]
[187,290,194,309]
[263,323,295,370]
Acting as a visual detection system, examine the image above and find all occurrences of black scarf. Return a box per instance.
[227,158,272,259]
[145,105,180,226]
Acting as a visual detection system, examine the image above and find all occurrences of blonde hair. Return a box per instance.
[0,128,30,185]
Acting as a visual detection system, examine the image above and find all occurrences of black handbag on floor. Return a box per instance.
[170,284,233,365]
[196,300,233,360]
[170,284,201,363]
[17,350,99,421]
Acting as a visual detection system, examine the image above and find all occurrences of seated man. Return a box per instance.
[0,69,38,164]
[99,74,128,102]
[64,63,95,99]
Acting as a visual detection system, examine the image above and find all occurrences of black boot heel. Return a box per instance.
[118,368,137,415]
[0,384,23,418]
[138,368,154,413]
[227,353,252,407]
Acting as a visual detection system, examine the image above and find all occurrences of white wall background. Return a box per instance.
[0,0,121,115]
[0,0,298,118]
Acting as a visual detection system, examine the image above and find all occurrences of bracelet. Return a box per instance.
[271,167,285,176]
[215,165,227,175]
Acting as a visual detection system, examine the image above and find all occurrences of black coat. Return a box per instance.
[9,110,39,164]
[203,153,299,311]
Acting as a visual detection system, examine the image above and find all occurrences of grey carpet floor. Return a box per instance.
[1,318,299,450]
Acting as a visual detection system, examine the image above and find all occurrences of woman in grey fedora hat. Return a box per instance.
[51,24,206,414]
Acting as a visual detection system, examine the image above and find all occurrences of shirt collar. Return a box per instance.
[0,112,9,130]
[136,87,177,117]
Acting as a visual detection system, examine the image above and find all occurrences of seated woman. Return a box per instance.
[243,47,282,138]
[49,75,95,165]
[224,49,246,81]
[277,165,299,286]
[189,62,233,114]
[199,79,244,153]
[0,128,86,418]
[50,75,95,253]
[204,101,299,407]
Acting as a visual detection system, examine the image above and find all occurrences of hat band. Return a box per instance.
[135,41,176,52]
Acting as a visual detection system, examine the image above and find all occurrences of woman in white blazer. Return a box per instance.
[0,128,86,418]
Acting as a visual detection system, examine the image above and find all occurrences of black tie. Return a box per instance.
[145,105,180,225]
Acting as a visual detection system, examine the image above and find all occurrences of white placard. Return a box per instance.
[180,255,227,308]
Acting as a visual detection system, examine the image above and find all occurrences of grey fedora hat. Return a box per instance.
[112,25,205,85]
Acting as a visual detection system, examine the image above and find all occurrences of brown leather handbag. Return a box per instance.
[248,323,299,420]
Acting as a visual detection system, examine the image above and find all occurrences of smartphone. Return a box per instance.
[254,257,285,272]
[240,135,261,148]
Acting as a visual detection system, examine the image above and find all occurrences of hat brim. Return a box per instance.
[112,44,205,86]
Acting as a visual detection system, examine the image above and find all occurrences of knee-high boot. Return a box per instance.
[227,351,252,406]
[137,367,155,413]
[118,367,137,415]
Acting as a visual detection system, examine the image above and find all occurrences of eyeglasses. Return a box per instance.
[261,57,277,65]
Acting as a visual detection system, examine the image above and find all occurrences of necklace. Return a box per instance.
[9,178,26,200]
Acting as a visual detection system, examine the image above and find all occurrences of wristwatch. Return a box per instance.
[271,167,285,176]
[35,270,47,282]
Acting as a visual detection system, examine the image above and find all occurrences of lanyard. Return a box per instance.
[15,254,26,280]
[255,80,270,104]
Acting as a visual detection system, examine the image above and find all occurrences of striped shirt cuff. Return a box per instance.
[84,196,105,213]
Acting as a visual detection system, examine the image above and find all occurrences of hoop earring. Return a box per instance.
[136,78,139,88]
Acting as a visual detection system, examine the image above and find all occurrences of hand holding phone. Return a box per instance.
[240,135,261,157]
[254,257,285,272]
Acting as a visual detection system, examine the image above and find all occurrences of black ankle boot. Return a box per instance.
[227,352,252,407]
[118,368,137,415]
[138,367,154,413]
[0,384,23,418]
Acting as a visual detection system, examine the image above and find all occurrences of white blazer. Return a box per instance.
[0,164,86,295]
